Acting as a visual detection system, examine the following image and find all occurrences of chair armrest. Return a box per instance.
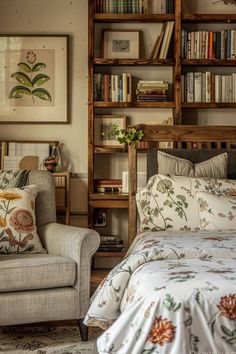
[39,222,100,317]
[40,222,99,260]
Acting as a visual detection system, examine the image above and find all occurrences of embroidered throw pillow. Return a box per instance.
[136,174,236,233]
[0,185,46,254]
[157,151,228,178]
[196,191,236,230]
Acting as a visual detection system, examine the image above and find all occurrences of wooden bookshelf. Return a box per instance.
[88,0,236,265]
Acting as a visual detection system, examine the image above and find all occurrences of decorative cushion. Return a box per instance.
[136,174,236,233]
[157,151,228,178]
[196,191,236,230]
[0,185,45,254]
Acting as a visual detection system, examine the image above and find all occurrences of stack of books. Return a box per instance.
[98,235,125,252]
[94,179,122,193]
[136,80,169,102]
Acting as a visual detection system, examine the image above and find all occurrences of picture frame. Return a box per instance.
[0,34,69,124]
[94,209,107,227]
[94,115,126,148]
[102,30,141,59]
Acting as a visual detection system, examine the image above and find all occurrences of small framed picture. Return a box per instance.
[94,115,126,147]
[94,209,107,227]
[102,30,141,59]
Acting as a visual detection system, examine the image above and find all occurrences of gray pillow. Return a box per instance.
[157,150,228,178]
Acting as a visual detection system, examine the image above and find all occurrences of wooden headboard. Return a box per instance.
[128,124,236,245]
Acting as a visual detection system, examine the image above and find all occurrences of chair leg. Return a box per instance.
[78,318,88,341]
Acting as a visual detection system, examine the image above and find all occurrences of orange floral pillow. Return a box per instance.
[0,185,45,254]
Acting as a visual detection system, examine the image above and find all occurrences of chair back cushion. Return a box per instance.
[28,171,57,229]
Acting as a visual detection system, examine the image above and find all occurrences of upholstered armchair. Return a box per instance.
[0,170,99,341]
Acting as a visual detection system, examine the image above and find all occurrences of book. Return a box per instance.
[149,34,160,59]
[194,72,202,102]
[159,21,171,59]
[162,21,174,59]
[126,73,132,102]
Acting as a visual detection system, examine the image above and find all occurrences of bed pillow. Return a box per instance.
[157,151,228,178]
[196,191,236,230]
[136,174,236,233]
[0,185,46,254]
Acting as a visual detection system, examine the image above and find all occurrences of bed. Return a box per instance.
[85,125,236,354]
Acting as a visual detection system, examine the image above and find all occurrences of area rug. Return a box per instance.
[0,322,101,354]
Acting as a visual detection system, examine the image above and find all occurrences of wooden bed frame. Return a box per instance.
[128,124,236,245]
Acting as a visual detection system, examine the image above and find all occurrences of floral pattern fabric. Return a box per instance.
[0,185,45,254]
[136,174,236,232]
[85,230,236,354]
[196,191,236,230]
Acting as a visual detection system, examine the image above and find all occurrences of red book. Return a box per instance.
[208,31,213,59]
[103,74,110,102]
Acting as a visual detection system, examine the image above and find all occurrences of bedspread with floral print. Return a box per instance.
[84,230,236,354]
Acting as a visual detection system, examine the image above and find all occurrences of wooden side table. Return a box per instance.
[53,171,70,225]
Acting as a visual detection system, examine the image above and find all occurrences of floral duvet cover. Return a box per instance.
[85,230,236,354]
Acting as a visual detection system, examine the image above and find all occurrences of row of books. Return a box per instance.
[136,80,169,102]
[97,235,125,252]
[182,30,236,60]
[94,0,174,14]
[182,72,236,103]
[150,21,174,59]
[93,73,132,102]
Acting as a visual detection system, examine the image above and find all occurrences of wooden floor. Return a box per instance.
[91,269,110,294]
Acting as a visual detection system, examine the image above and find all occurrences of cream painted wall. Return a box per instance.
[0,0,88,174]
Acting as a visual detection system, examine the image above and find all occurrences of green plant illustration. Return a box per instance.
[9,51,52,103]
[117,127,144,145]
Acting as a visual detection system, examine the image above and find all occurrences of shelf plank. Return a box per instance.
[182,103,236,109]
[94,251,126,257]
[182,14,236,23]
[94,147,127,153]
[94,13,175,22]
[89,196,129,209]
[93,58,175,66]
[93,102,175,108]
[182,59,236,66]
[90,193,128,200]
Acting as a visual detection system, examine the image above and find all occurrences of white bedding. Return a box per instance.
[85,230,236,354]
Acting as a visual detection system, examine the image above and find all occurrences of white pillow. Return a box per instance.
[136,174,236,233]
[157,151,228,178]
[0,185,45,254]
[196,191,236,230]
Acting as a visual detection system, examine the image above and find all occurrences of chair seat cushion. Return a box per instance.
[0,254,76,292]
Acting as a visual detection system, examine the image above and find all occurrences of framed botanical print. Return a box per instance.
[0,34,69,123]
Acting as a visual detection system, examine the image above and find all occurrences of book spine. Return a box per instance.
[194,72,202,102]
[127,0,132,12]
[208,31,213,59]
[103,74,110,102]
[226,29,231,59]
[222,75,226,102]
[205,71,211,103]
[126,73,132,102]
[211,73,215,103]
[215,31,221,59]
[122,73,127,102]
[186,72,194,102]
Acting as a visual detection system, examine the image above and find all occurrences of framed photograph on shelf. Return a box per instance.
[102,30,141,59]
[94,209,107,227]
[94,115,126,148]
[0,34,69,124]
